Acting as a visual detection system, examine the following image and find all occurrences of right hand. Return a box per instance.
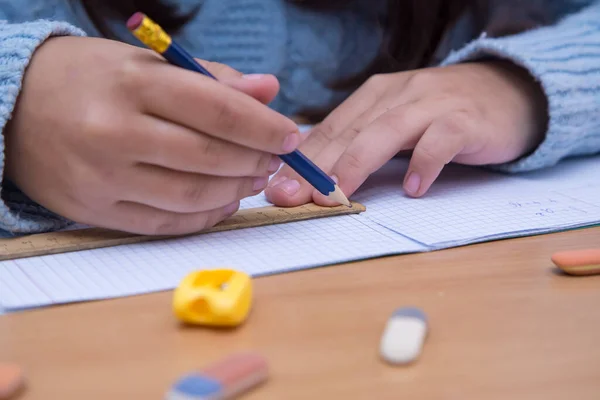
[4,36,301,235]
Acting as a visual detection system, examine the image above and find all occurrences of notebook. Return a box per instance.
[1,155,599,312]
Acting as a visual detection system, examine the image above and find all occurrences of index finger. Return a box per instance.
[139,62,301,154]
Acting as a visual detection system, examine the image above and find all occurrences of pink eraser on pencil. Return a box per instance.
[0,363,25,399]
[166,353,268,400]
[551,248,600,276]
[126,12,145,30]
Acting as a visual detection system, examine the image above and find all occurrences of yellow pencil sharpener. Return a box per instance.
[172,269,253,327]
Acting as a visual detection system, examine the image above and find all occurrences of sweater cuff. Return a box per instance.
[0,20,86,235]
[440,2,600,173]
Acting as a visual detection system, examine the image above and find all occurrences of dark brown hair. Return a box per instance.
[79,0,200,36]
[80,0,481,73]
[79,0,542,119]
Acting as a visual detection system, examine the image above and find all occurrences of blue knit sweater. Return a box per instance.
[0,0,598,234]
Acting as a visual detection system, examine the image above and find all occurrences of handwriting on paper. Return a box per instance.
[508,197,589,217]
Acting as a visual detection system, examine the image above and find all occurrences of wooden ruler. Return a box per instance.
[0,201,365,261]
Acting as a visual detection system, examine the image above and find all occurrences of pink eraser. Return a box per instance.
[166,353,268,399]
[126,12,145,31]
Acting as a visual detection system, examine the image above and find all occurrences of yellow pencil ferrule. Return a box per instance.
[132,15,172,54]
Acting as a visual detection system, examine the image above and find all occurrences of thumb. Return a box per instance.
[196,59,280,105]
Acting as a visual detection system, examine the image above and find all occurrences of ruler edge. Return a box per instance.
[0,201,366,261]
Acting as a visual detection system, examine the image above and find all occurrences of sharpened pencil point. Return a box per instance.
[329,185,351,207]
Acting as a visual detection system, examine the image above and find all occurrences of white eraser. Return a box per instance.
[380,307,428,365]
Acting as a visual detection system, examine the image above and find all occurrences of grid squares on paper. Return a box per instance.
[352,158,600,247]
[555,185,600,208]
[362,187,600,246]
[2,155,600,311]
[0,214,424,310]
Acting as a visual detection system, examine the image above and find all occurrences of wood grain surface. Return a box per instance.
[1,226,599,400]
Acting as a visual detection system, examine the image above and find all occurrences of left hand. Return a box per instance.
[265,61,548,206]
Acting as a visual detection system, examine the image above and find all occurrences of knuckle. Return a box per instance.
[339,150,365,172]
[405,70,435,90]
[79,107,119,144]
[413,143,439,163]
[180,180,209,206]
[117,56,148,91]
[439,111,471,137]
[213,100,240,134]
[365,73,385,88]
[238,178,253,199]
[362,74,391,98]
[262,126,286,153]
[205,208,231,230]
[147,215,182,235]
[196,135,224,170]
[79,108,141,159]
[377,112,405,138]
[334,126,361,148]
[80,107,109,134]
[359,73,390,99]
[309,122,338,143]
[256,153,272,174]
[387,106,411,128]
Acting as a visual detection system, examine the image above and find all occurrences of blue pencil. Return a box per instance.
[127,12,351,207]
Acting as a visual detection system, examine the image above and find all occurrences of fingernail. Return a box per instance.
[277,179,300,196]
[268,156,282,173]
[242,74,265,80]
[253,176,269,191]
[224,202,239,215]
[404,172,421,195]
[330,175,339,184]
[281,133,300,153]
[268,175,288,188]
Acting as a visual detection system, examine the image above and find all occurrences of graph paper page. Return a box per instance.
[353,156,600,248]
[0,213,425,310]
[1,154,599,311]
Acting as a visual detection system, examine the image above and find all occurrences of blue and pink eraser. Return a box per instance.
[166,353,268,400]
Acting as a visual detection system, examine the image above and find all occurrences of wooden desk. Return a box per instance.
[1,227,599,399]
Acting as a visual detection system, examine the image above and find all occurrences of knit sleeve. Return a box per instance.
[0,20,86,236]
[440,1,600,173]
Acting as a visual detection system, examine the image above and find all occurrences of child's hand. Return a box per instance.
[265,61,548,206]
[5,36,300,234]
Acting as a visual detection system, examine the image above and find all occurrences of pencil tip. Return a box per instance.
[329,185,351,207]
